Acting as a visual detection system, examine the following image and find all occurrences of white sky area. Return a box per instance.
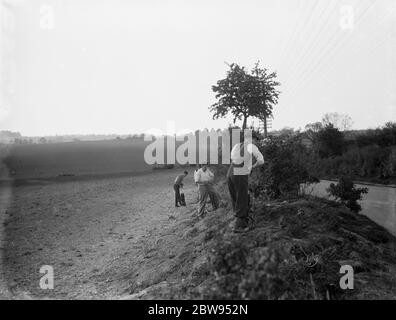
[1,0,395,136]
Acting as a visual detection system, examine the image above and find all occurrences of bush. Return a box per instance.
[360,145,391,178]
[308,144,395,182]
[327,176,368,213]
[250,135,319,199]
[355,123,396,148]
[356,130,378,148]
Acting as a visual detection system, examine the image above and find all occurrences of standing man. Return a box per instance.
[193,164,202,203]
[174,171,188,207]
[228,132,264,233]
[194,164,218,216]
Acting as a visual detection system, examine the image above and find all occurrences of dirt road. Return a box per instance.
[1,168,202,299]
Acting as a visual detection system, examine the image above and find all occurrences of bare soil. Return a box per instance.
[1,168,207,299]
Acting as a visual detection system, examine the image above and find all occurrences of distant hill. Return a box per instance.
[0,132,149,144]
[0,131,22,144]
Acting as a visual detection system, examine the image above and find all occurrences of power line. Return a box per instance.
[288,0,378,98]
[282,0,361,94]
[276,1,302,68]
[282,0,339,91]
[286,0,364,96]
[306,0,379,83]
[280,0,315,72]
[283,0,321,74]
[342,3,396,63]
[278,0,307,67]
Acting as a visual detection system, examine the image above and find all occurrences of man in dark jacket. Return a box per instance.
[174,171,188,207]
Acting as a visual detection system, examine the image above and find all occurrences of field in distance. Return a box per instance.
[0,139,154,181]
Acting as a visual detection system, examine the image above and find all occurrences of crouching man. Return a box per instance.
[174,171,188,207]
[228,132,264,233]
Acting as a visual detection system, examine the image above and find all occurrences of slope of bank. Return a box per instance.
[123,187,396,300]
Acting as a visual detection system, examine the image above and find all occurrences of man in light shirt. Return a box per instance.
[193,164,202,203]
[194,164,219,216]
[228,131,264,233]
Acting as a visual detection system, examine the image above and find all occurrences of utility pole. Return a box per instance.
[262,116,272,138]
[263,116,268,138]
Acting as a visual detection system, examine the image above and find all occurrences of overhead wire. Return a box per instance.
[286,0,364,96]
[287,0,378,99]
[282,0,339,92]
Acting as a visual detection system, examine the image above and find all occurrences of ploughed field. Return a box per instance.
[0,139,154,181]
[1,168,197,299]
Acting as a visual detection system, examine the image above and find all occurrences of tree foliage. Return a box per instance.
[314,124,345,158]
[210,62,280,129]
[250,134,319,199]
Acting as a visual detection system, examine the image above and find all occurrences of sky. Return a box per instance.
[0,0,395,136]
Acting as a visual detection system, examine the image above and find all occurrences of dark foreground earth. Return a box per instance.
[1,169,396,299]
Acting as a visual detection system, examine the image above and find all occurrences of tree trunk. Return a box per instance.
[242,115,248,130]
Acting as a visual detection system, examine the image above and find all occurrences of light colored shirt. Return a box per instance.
[230,142,264,175]
[194,168,214,184]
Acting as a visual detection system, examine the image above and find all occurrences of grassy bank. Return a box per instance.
[123,179,396,300]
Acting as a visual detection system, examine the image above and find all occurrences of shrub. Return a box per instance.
[356,130,378,148]
[327,176,368,213]
[360,145,391,178]
[250,135,319,199]
[308,144,395,182]
[355,123,396,148]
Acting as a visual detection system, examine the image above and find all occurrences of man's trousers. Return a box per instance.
[198,184,219,215]
[227,164,249,219]
[174,184,182,206]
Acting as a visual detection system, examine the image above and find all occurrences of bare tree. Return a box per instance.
[304,122,323,142]
[322,113,353,131]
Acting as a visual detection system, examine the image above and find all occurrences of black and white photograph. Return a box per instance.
[0,0,396,306]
